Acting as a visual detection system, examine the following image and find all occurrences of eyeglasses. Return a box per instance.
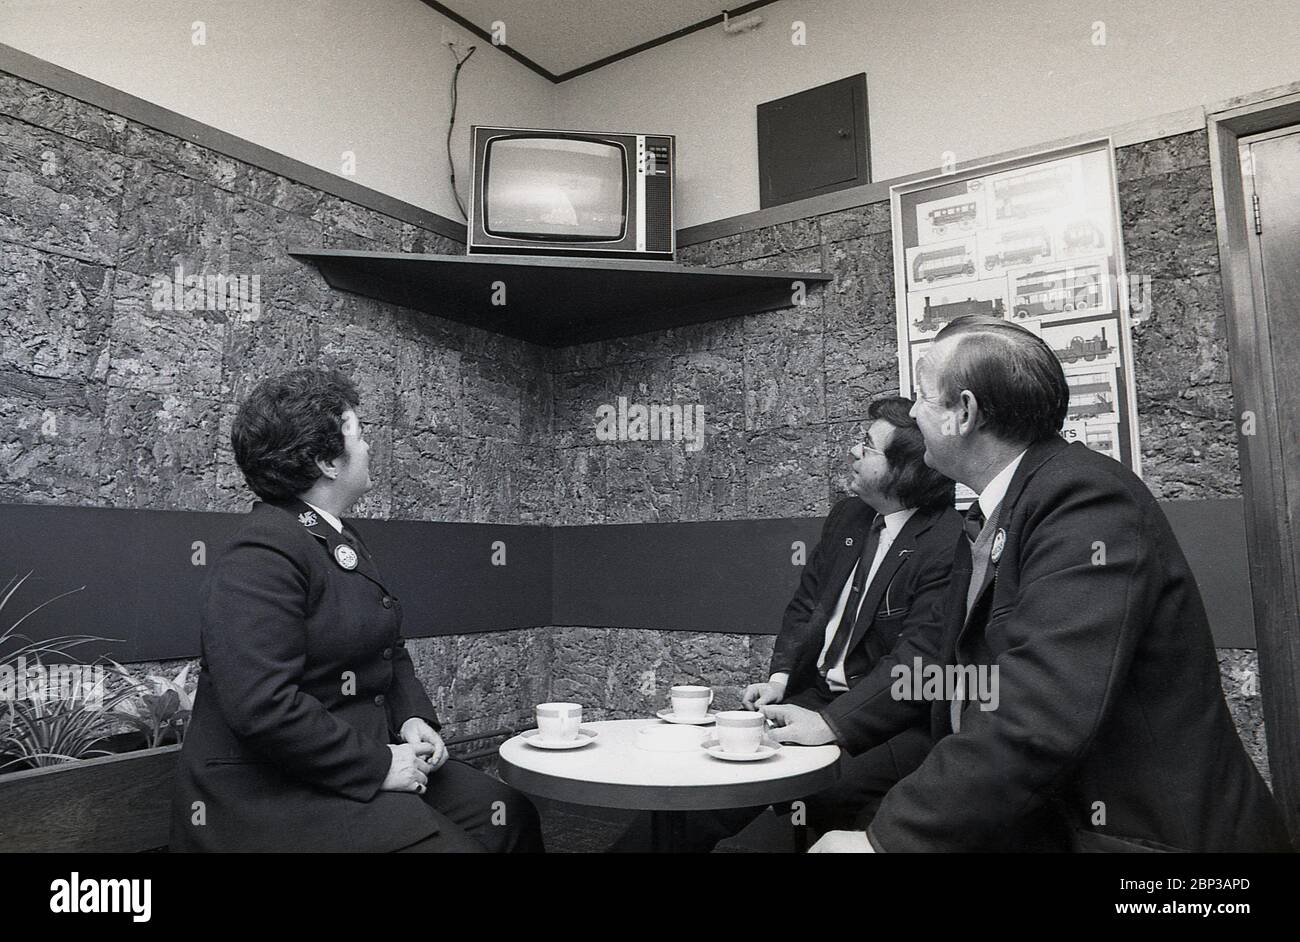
[852,440,884,460]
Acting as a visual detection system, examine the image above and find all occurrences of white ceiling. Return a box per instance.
[437,0,757,76]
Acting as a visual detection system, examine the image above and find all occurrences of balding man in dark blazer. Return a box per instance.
[781,316,1290,852]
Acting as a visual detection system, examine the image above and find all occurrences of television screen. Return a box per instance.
[484,137,626,240]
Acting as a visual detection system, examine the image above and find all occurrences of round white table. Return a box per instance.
[499,718,841,850]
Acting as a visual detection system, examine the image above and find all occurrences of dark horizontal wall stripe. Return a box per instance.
[0,44,467,242]
[552,517,825,634]
[0,505,551,661]
[1,498,1254,661]
[552,499,1256,648]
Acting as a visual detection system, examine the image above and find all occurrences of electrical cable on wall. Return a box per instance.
[445,41,477,220]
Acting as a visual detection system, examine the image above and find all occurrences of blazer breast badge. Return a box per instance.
[334,544,358,570]
[990,528,1006,563]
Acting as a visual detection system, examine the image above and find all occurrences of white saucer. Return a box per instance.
[521,727,598,750]
[701,737,780,761]
[656,709,717,725]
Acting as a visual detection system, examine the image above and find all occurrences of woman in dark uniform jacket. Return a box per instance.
[170,368,543,852]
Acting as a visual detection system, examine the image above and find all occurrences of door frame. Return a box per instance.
[1207,92,1300,842]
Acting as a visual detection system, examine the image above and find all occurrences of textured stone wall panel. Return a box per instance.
[0,114,124,263]
[1114,130,1209,182]
[0,370,106,505]
[392,328,462,433]
[0,243,113,381]
[1119,167,1221,282]
[389,428,468,522]
[97,386,222,509]
[744,425,832,518]
[1218,649,1271,785]
[743,331,825,431]
[549,626,612,706]
[116,161,232,277]
[0,74,128,152]
[551,447,607,525]
[818,201,893,243]
[108,270,225,399]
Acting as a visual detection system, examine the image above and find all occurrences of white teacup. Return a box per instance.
[535,702,582,743]
[715,710,765,754]
[670,685,713,719]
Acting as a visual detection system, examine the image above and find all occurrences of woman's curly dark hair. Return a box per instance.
[231,368,361,502]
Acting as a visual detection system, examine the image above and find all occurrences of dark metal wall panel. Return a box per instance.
[758,73,870,208]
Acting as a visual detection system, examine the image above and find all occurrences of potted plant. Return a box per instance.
[0,572,186,852]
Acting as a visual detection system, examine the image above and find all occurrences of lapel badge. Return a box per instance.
[990,528,1006,564]
[845,537,853,546]
[298,510,318,528]
[334,543,358,571]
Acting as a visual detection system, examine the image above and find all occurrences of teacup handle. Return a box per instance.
[707,690,714,707]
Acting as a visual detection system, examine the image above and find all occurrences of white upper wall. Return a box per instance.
[555,0,1300,227]
[0,0,557,222]
[2,0,1297,229]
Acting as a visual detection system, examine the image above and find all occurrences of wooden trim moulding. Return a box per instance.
[1206,85,1300,843]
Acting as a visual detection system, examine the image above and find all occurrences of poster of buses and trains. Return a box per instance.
[890,140,1142,494]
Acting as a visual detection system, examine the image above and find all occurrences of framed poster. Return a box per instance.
[890,139,1142,476]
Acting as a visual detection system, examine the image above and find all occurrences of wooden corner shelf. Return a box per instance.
[288,249,830,347]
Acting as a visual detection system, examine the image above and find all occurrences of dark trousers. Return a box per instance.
[610,686,931,853]
[395,760,545,853]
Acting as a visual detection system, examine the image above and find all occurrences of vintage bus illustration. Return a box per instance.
[915,295,1006,333]
[1066,368,1116,419]
[983,226,1052,270]
[927,200,979,237]
[911,244,976,285]
[1010,261,1108,318]
[992,165,1074,222]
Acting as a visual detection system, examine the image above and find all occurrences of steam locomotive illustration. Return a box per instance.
[1066,369,1115,418]
[983,226,1051,270]
[915,295,1006,333]
[1011,261,1107,318]
[1052,325,1111,363]
[912,245,976,284]
[992,165,1074,221]
[927,200,979,236]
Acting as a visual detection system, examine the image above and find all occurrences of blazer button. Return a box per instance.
[374,694,386,707]
[382,596,394,609]
[382,648,393,660]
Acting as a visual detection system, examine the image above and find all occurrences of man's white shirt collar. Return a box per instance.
[304,501,344,534]
[978,450,1028,520]
[881,506,917,537]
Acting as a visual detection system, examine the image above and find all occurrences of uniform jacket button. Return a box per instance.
[374,694,386,707]
[381,596,394,609]
[382,648,393,660]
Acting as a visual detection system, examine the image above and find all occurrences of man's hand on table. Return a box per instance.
[400,717,449,773]
[760,703,836,745]
[742,678,787,710]
[809,830,875,853]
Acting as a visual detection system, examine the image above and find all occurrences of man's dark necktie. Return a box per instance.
[964,503,985,548]
[822,513,886,675]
